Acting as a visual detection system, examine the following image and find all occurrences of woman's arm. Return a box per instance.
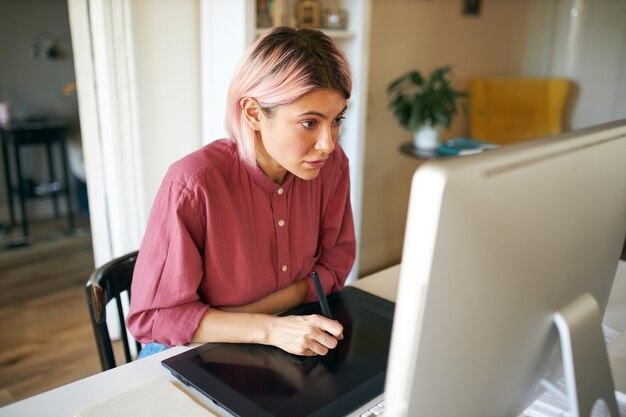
[220,278,308,315]
[127,180,209,347]
[191,305,344,356]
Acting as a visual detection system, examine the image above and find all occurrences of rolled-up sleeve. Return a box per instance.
[127,180,209,347]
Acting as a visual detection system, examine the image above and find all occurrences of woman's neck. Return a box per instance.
[255,145,288,184]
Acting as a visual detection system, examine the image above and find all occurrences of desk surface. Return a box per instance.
[2,263,625,417]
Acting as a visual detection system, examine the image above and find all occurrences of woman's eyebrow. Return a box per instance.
[336,106,348,118]
[297,105,348,119]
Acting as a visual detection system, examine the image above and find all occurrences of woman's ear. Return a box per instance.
[240,97,263,131]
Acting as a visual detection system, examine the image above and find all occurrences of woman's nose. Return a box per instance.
[315,126,335,154]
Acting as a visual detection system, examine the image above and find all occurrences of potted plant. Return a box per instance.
[387,65,466,150]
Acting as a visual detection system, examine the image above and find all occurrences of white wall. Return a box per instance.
[200,0,252,144]
[132,0,202,217]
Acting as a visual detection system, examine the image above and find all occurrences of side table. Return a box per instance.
[0,119,75,244]
[399,142,442,160]
[400,138,499,160]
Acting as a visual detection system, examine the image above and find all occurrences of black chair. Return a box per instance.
[85,250,141,371]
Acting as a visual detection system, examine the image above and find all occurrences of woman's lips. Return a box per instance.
[305,159,327,169]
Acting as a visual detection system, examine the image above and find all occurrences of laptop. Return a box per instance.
[162,286,394,417]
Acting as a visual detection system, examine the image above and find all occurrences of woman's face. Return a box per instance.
[254,89,347,184]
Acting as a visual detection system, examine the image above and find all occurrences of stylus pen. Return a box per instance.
[311,271,333,319]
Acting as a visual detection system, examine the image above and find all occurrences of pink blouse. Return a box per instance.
[127,139,356,346]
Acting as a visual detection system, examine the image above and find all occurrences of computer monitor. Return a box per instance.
[385,120,626,416]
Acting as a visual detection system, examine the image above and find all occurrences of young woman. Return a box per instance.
[127,27,355,358]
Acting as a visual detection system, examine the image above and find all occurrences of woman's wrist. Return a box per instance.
[191,279,310,346]
[260,314,278,345]
[193,309,273,345]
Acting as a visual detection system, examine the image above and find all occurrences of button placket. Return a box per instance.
[273,187,290,283]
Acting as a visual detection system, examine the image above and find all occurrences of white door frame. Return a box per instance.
[67,0,145,267]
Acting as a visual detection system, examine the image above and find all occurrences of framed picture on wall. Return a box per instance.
[462,0,482,16]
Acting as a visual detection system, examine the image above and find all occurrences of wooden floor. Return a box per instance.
[0,216,122,407]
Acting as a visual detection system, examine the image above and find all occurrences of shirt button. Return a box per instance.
[277,188,284,195]
[281,265,288,272]
[278,219,285,227]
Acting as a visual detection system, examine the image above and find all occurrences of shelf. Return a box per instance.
[255,27,355,40]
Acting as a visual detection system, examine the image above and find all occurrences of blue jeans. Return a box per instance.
[137,342,169,359]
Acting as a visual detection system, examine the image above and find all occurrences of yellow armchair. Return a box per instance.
[468,77,570,145]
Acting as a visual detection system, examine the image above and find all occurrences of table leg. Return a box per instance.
[59,136,74,229]
[12,141,28,238]
[45,141,60,218]
[1,131,16,226]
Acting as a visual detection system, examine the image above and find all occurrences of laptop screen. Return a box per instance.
[162,287,394,417]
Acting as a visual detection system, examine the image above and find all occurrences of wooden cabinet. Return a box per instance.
[201,0,371,281]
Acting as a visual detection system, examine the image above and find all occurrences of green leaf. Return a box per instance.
[386,64,466,132]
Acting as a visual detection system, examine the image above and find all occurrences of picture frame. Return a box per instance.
[462,0,482,16]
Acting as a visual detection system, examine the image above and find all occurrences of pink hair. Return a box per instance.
[225,27,352,166]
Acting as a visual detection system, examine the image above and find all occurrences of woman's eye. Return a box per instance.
[302,120,318,128]
[332,116,346,126]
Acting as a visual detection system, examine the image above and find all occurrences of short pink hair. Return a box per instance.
[226,27,352,166]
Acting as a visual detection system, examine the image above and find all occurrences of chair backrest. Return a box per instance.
[468,77,570,145]
[85,250,140,371]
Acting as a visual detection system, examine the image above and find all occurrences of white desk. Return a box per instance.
[2,264,624,417]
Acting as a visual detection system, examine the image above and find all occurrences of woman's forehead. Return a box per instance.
[281,89,347,116]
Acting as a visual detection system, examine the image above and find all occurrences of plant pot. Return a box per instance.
[413,124,440,150]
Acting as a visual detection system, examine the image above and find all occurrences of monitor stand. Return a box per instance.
[554,292,619,416]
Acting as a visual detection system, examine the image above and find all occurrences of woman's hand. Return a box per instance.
[192,279,343,356]
[267,314,344,356]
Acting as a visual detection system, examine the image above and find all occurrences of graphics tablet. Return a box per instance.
[162,286,394,417]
